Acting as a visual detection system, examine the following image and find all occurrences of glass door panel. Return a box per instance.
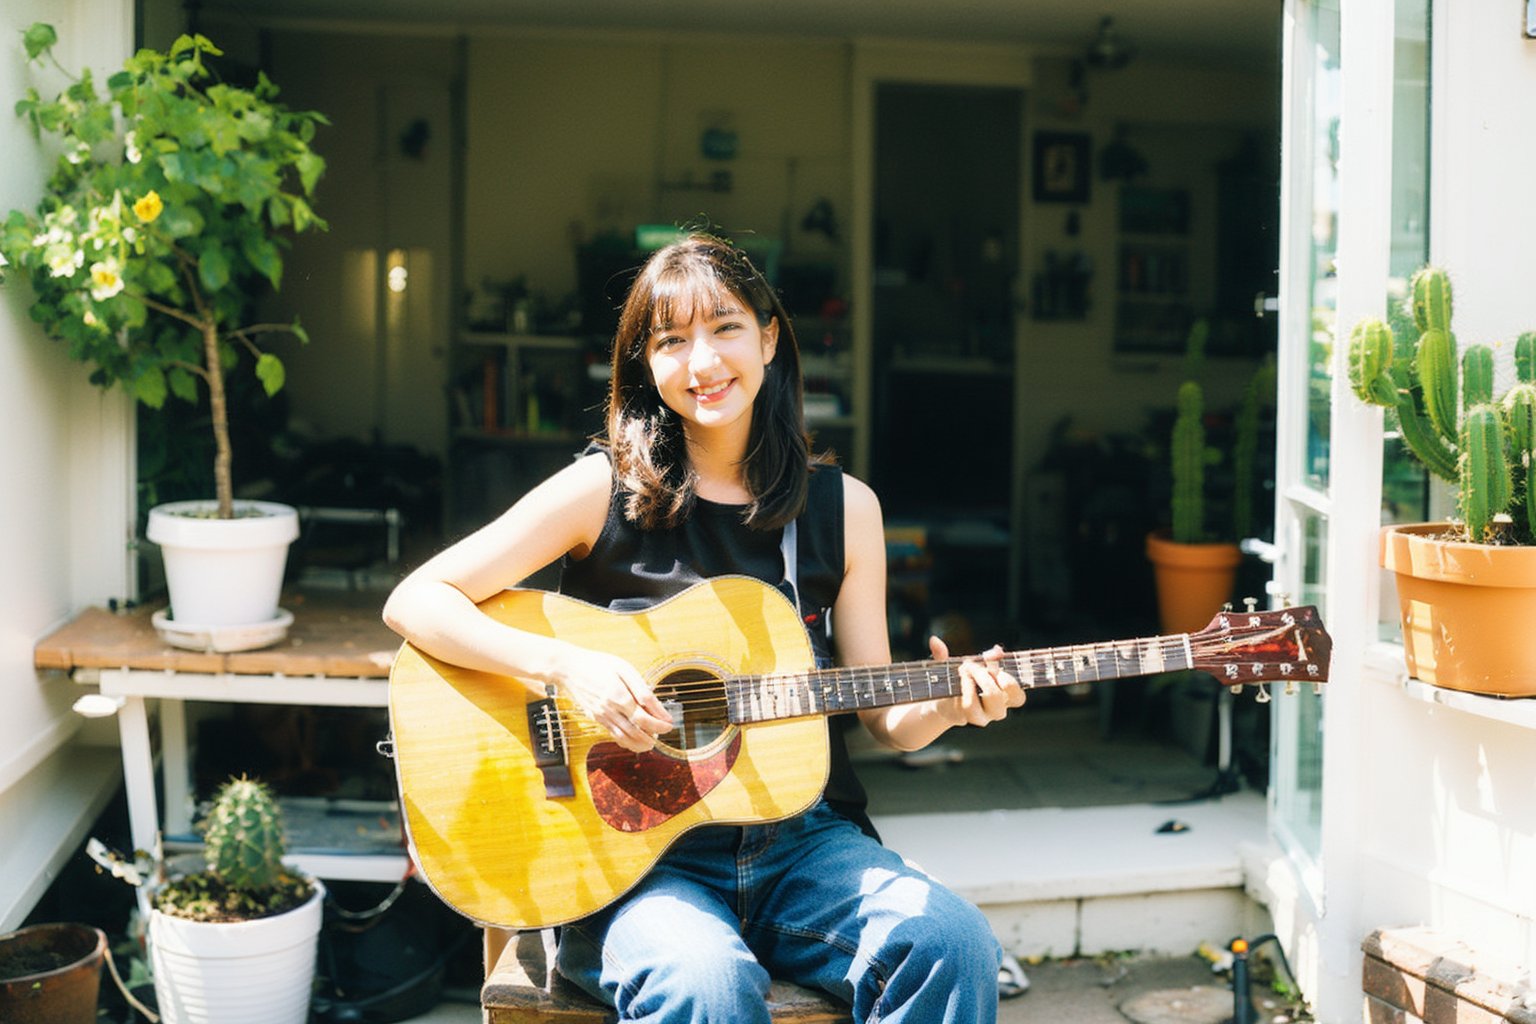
[1302,0,1341,493]
[1272,0,1339,871]
[1379,0,1434,639]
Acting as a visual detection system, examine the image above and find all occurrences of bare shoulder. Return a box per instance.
[839,472,884,527]
[520,450,612,549]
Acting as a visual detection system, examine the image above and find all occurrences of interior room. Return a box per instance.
[133,0,1283,816]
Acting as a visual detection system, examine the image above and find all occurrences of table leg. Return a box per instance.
[116,694,159,859]
[161,699,191,837]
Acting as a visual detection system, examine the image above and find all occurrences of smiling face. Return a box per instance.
[646,290,779,439]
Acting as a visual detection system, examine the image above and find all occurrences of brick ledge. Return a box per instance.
[1362,926,1536,1023]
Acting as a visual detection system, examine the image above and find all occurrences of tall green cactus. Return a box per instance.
[1349,265,1536,543]
[202,776,288,892]
[1234,356,1277,542]
[1166,319,1272,544]
[1171,379,1206,543]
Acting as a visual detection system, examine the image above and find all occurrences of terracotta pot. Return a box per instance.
[0,922,106,1024]
[1380,522,1536,696]
[1145,530,1242,635]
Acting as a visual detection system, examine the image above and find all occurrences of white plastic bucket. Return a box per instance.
[146,501,299,626]
[148,882,323,1024]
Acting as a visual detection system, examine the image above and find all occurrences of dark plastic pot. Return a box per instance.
[0,922,107,1024]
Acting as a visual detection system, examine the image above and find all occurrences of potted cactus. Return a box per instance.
[1145,320,1274,633]
[147,777,323,1024]
[1348,265,1536,695]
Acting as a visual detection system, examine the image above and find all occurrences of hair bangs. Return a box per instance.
[644,266,748,343]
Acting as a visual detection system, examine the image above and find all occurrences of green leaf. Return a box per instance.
[291,318,309,345]
[167,366,199,403]
[23,23,57,61]
[158,203,203,239]
[198,246,230,293]
[290,197,314,232]
[241,236,282,288]
[254,352,285,396]
[130,367,168,408]
[295,152,325,195]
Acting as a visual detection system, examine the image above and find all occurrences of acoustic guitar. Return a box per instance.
[387,575,1331,929]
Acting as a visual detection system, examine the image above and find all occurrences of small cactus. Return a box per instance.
[1349,265,1536,543]
[202,776,288,892]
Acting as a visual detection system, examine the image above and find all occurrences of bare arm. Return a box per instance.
[381,452,671,751]
[830,475,1024,752]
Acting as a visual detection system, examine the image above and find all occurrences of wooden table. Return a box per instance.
[35,591,409,882]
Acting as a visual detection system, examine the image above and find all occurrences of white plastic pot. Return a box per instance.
[148,881,323,1024]
[146,501,299,627]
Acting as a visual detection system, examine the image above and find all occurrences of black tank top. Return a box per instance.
[559,457,877,838]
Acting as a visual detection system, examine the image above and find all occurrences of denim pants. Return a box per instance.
[556,799,1002,1023]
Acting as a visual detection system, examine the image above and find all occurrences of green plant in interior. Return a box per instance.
[1348,265,1536,544]
[0,24,327,519]
[1169,318,1275,543]
[154,776,311,922]
[1170,320,1212,543]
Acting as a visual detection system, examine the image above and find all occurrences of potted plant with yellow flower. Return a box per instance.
[0,24,327,646]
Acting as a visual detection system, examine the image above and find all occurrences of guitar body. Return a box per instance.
[388,576,830,929]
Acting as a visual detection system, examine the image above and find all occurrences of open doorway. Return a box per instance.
[870,82,1022,657]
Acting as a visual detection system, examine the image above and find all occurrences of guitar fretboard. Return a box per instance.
[725,636,1194,724]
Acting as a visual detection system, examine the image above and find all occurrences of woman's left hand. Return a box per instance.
[929,636,1026,727]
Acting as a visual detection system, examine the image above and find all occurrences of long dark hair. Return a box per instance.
[605,233,820,530]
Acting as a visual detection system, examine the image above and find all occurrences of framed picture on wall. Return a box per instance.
[1032,132,1091,204]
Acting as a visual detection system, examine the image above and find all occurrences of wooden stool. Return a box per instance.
[483,928,852,1023]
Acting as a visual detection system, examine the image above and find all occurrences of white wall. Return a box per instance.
[1348,0,1536,990]
[464,31,851,303]
[0,0,136,927]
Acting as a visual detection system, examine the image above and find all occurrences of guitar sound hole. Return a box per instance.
[654,668,730,752]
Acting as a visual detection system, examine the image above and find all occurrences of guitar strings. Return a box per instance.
[526,637,1207,733]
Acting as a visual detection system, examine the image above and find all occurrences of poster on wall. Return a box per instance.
[1032,132,1091,204]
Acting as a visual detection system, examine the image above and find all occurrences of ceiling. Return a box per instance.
[194,0,1281,72]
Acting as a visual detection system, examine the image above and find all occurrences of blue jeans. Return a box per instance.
[556,799,1001,1023]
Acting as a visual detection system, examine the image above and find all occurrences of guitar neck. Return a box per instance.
[726,634,1194,724]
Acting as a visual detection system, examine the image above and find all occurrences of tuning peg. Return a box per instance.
[1243,597,1258,613]
[1313,682,1323,696]
[1229,684,1243,696]
[1284,680,1298,696]
[1222,602,1233,612]
[1254,683,1271,703]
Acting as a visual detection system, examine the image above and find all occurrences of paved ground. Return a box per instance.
[1000,953,1311,1024]
[1001,955,1227,1023]
[404,953,1303,1023]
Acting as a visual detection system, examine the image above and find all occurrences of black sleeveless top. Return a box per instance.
[559,456,877,838]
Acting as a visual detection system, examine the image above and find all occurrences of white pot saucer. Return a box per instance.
[151,608,294,653]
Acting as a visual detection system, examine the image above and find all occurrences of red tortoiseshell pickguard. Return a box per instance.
[586,734,742,832]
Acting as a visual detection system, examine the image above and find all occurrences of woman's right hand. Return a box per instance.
[554,648,674,752]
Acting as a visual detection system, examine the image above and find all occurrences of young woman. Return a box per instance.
[383,233,1025,1023]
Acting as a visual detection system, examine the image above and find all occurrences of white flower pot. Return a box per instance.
[146,501,299,627]
[148,882,323,1024]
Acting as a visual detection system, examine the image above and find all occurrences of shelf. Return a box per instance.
[460,331,583,350]
[887,354,1010,376]
[454,428,586,446]
[1365,642,1536,729]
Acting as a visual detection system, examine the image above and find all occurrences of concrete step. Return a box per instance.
[872,791,1271,959]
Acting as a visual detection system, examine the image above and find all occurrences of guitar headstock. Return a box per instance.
[1188,605,1333,688]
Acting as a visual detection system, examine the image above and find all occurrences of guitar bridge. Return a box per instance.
[527,695,574,799]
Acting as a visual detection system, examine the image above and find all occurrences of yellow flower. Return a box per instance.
[89,260,124,301]
[133,190,163,223]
